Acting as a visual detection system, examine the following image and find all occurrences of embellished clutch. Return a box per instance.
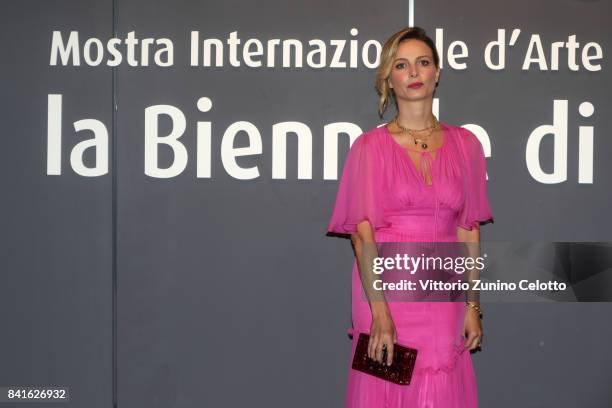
[351,333,418,385]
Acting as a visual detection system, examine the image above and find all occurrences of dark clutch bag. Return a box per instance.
[351,333,418,385]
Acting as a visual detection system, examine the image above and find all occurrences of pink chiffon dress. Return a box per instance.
[327,122,494,407]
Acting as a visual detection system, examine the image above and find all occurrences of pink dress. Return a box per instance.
[327,122,494,407]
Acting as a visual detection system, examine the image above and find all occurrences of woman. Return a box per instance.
[327,26,494,407]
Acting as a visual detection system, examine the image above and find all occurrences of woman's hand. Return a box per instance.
[463,306,483,351]
[368,305,397,366]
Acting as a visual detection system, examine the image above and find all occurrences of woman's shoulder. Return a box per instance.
[443,122,482,150]
[360,124,388,141]
[445,122,477,140]
[350,124,388,150]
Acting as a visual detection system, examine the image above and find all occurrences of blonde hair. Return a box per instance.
[375,26,440,118]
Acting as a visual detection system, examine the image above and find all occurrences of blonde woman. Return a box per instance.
[328,26,493,407]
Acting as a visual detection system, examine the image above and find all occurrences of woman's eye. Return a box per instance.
[395,63,405,69]
[420,60,430,66]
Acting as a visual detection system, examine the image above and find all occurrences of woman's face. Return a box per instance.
[387,39,440,102]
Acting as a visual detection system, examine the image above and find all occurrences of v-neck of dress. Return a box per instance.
[383,122,448,187]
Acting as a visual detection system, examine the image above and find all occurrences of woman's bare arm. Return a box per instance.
[457,224,483,350]
[351,220,397,365]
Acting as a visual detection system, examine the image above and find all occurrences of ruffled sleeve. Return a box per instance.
[456,128,494,230]
[327,133,390,235]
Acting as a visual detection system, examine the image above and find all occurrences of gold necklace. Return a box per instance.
[393,116,439,150]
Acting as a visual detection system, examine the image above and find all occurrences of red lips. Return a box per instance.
[408,82,424,89]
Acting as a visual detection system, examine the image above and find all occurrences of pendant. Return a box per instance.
[421,142,428,149]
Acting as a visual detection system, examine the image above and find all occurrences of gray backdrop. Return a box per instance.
[1,0,611,407]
